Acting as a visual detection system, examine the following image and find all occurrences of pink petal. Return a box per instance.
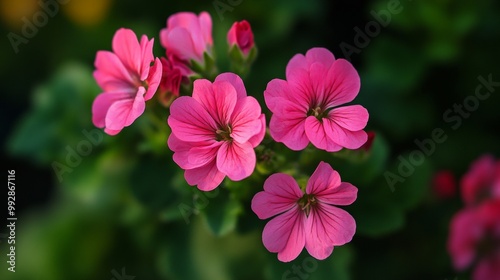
[216,141,255,181]
[184,160,225,191]
[264,79,297,112]
[322,118,367,149]
[248,114,266,148]
[198,11,213,46]
[105,87,146,130]
[167,12,198,29]
[285,53,308,80]
[308,62,330,106]
[164,27,200,61]
[192,79,237,126]
[168,133,194,169]
[269,114,309,151]
[230,97,262,143]
[329,105,369,131]
[168,134,219,170]
[94,51,135,92]
[104,128,121,136]
[262,207,306,262]
[264,79,309,116]
[306,162,358,206]
[187,142,221,169]
[286,67,316,109]
[139,35,154,81]
[144,57,162,101]
[304,117,343,152]
[447,208,480,270]
[473,255,500,280]
[168,96,217,142]
[92,91,130,128]
[215,72,247,100]
[323,59,361,108]
[251,173,303,219]
[112,28,142,75]
[305,203,356,259]
[461,155,496,206]
[305,47,336,69]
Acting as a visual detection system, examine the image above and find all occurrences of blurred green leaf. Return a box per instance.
[7,63,100,163]
[202,187,243,236]
[130,156,179,212]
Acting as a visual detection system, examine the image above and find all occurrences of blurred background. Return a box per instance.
[1,0,500,279]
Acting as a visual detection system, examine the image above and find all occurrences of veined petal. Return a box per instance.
[305,47,336,69]
[105,87,146,130]
[251,173,303,219]
[270,114,309,151]
[112,28,142,75]
[94,51,135,91]
[168,96,218,142]
[139,35,154,81]
[144,57,162,101]
[322,118,367,149]
[187,142,221,169]
[230,97,262,143]
[329,105,369,131]
[324,59,361,108]
[305,203,356,259]
[304,117,343,152]
[184,160,225,191]
[248,114,266,148]
[92,91,130,128]
[262,206,306,262]
[306,162,358,206]
[215,72,247,100]
[216,141,256,181]
[192,79,237,126]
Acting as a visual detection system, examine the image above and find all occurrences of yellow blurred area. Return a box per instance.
[62,0,113,27]
[0,0,39,29]
[0,0,113,29]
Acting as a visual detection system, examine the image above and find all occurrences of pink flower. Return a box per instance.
[448,199,500,280]
[167,73,266,191]
[264,47,369,152]
[432,170,456,199]
[227,20,255,55]
[461,155,500,206]
[160,11,213,66]
[251,161,357,262]
[158,57,182,107]
[92,28,162,135]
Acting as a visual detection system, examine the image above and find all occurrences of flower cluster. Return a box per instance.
[90,11,369,263]
[448,155,500,280]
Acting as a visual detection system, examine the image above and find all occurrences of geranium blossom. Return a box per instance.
[448,199,500,280]
[92,28,162,135]
[160,11,213,68]
[461,154,500,206]
[264,47,368,152]
[251,161,357,262]
[168,73,266,191]
[227,20,254,55]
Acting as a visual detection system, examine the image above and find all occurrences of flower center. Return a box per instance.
[307,106,327,119]
[216,124,233,141]
[298,194,318,217]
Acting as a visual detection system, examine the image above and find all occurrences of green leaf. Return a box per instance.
[202,187,243,236]
[7,63,101,164]
[130,156,179,212]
